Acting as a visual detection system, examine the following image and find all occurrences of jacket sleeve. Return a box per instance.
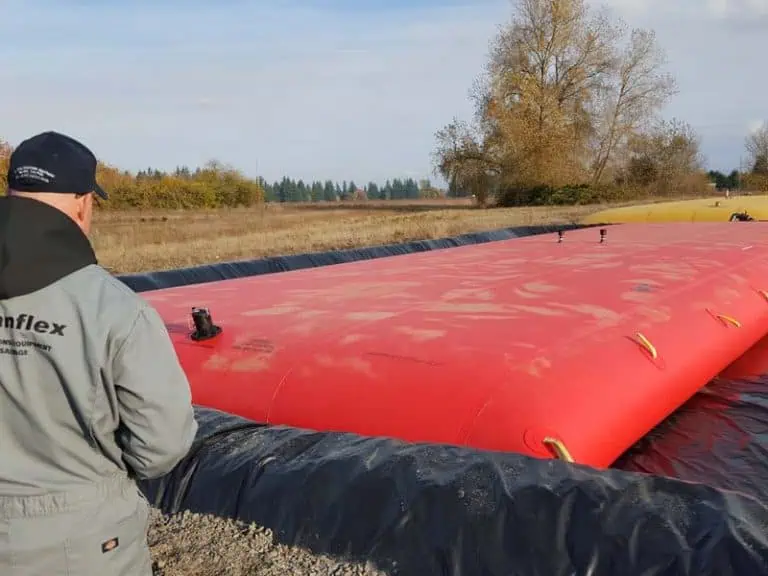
[111,305,198,479]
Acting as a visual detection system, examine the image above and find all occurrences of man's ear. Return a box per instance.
[74,193,88,223]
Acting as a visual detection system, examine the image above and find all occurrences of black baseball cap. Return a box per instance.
[6,131,108,200]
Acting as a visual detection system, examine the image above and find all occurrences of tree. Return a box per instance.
[432,0,679,203]
[419,178,444,199]
[404,178,420,199]
[483,0,618,187]
[727,170,741,189]
[0,139,11,191]
[591,28,676,184]
[746,122,768,174]
[622,118,704,194]
[323,180,336,201]
[755,154,768,176]
[433,119,498,205]
[310,181,323,202]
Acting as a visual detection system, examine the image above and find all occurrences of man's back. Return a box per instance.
[0,263,196,496]
[0,143,198,575]
[1,262,132,494]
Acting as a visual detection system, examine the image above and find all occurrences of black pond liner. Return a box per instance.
[126,224,768,575]
[116,223,596,292]
[138,398,768,576]
[615,372,768,504]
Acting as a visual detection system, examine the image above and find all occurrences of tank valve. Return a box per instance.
[557,230,564,243]
[729,211,754,222]
[599,228,607,243]
[190,307,222,341]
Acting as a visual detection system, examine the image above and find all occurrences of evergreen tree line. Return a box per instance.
[262,176,443,202]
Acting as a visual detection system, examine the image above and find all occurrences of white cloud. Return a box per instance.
[748,120,767,134]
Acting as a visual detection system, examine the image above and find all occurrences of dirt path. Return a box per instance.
[148,508,387,576]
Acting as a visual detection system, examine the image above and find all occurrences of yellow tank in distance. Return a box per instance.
[580,195,768,224]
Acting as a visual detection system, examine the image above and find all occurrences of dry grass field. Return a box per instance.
[92,196,717,274]
[92,199,606,274]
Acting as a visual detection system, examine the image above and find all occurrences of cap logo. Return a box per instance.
[13,165,56,184]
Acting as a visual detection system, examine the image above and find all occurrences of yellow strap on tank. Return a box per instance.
[632,332,658,360]
[714,313,741,328]
[543,437,574,463]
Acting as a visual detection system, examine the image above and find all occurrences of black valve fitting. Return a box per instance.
[190,307,222,341]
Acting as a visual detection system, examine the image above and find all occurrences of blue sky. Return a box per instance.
[2,0,767,185]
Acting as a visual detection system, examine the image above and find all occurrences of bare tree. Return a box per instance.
[591,28,676,184]
[746,122,768,173]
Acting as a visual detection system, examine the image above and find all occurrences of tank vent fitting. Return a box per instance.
[190,307,222,341]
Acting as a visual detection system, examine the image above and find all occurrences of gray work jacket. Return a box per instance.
[0,195,197,501]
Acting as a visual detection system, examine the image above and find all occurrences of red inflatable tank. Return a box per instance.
[143,222,768,468]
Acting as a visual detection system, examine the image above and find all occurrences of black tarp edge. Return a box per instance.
[117,223,597,292]
[140,404,768,576]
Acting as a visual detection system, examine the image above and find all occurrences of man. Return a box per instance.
[0,131,198,575]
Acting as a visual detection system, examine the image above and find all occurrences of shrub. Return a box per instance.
[494,183,631,207]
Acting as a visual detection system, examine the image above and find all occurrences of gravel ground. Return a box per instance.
[148,508,388,576]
